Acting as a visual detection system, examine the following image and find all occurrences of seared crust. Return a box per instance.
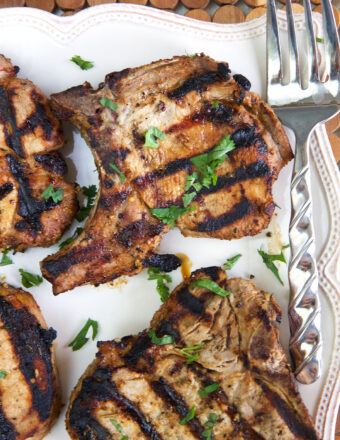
[0,54,78,251]
[41,55,292,294]
[0,284,60,439]
[66,268,318,440]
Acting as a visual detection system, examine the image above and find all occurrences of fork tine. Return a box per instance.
[321,0,340,80]
[266,0,282,101]
[302,0,319,84]
[285,0,301,85]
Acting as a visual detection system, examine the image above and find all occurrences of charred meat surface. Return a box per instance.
[66,267,318,440]
[41,55,292,294]
[0,54,78,252]
[0,283,60,439]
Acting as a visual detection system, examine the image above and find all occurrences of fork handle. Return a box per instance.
[288,130,322,384]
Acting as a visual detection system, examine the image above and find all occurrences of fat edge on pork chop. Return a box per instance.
[66,267,318,440]
[41,55,293,294]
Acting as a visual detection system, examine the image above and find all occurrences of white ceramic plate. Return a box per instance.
[0,5,339,439]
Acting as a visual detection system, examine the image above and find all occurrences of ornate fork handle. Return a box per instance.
[288,128,322,384]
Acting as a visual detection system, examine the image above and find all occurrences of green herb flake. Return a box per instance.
[76,185,97,222]
[316,37,324,43]
[19,269,43,288]
[198,383,220,398]
[109,163,126,184]
[100,97,118,111]
[0,370,7,379]
[190,278,231,297]
[211,100,219,109]
[110,419,128,440]
[68,318,99,351]
[223,254,242,270]
[0,248,13,266]
[144,126,166,149]
[41,185,64,203]
[151,205,196,229]
[190,135,235,189]
[257,244,289,285]
[59,227,84,250]
[180,406,196,425]
[147,267,171,303]
[202,413,218,439]
[70,55,94,70]
[180,342,205,364]
[186,52,198,58]
[149,329,174,346]
[182,191,196,208]
[185,172,202,192]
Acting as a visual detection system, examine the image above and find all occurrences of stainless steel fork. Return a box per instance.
[267,0,340,384]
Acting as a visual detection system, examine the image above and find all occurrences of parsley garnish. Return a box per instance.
[316,37,324,43]
[198,383,220,398]
[109,163,126,184]
[76,185,97,222]
[68,318,98,351]
[258,245,289,285]
[70,55,94,70]
[151,205,196,229]
[41,185,64,203]
[190,135,235,188]
[147,267,171,303]
[202,413,218,439]
[190,278,230,297]
[0,370,7,379]
[180,406,196,425]
[186,52,198,58]
[182,191,196,208]
[211,100,219,109]
[180,342,205,364]
[144,126,166,149]
[59,227,84,250]
[19,269,43,288]
[223,254,242,270]
[110,419,128,440]
[100,97,118,111]
[0,248,13,266]
[185,172,202,192]
[149,330,174,345]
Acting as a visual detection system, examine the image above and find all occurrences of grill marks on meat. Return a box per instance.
[66,268,318,440]
[41,55,292,294]
[0,284,60,439]
[0,55,78,251]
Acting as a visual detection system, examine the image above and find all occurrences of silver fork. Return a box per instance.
[267,0,340,384]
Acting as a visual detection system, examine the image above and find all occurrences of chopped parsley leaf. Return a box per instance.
[190,278,230,297]
[59,227,84,250]
[185,172,202,192]
[198,383,220,398]
[0,248,13,266]
[182,191,196,208]
[41,185,64,203]
[109,163,126,184]
[316,37,324,43]
[180,342,205,364]
[70,55,94,70]
[180,406,196,425]
[211,100,219,109]
[68,318,98,351]
[19,269,43,288]
[151,205,196,229]
[186,52,198,58]
[144,126,166,149]
[223,254,242,270]
[0,370,7,379]
[147,267,171,303]
[100,97,118,111]
[149,330,174,345]
[110,419,128,440]
[202,413,218,439]
[258,245,289,285]
[76,185,97,222]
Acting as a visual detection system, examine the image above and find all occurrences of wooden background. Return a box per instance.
[1,0,340,437]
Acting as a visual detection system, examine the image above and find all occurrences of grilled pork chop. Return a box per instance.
[66,267,318,440]
[0,284,60,439]
[0,54,78,251]
[41,55,293,294]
